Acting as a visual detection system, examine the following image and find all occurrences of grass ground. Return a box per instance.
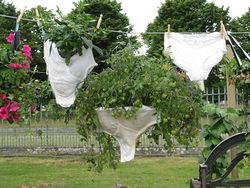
[0,156,249,188]
[0,156,199,188]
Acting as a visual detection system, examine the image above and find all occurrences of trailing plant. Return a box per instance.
[75,46,203,171]
[68,0,133,71]
[42,5,103,64]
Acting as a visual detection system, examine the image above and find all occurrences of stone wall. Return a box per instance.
[0,146,203,156]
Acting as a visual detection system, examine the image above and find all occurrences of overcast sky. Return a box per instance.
[4,0,250,32]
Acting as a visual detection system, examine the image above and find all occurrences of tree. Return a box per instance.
[20,6,55,80]
[144,0,231,57]
[230,8,250,54]
[230,8,250,110]
[0,0,17,43]
[68,0,133,72]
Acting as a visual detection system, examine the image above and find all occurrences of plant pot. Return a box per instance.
[96,105,157,162]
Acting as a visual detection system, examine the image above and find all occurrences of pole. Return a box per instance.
[226,43,239,179]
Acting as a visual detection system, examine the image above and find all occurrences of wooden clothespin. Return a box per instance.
[220,21,229,40]
[17,8,26,23]
[96,14,103,29]
[15,7,26,31]
[12,7,26,52]
[33,65,38,74]
[167,24,170,38]
[35,7,42,27]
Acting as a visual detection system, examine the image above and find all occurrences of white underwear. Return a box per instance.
[44,41,97,107]
[164,32,227,90]
[96,106,157,162]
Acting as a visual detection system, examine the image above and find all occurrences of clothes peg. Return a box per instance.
[35,7,42,27]
[167,24,170,38]
[33,65,38,74]
[220,21,229,40]
[17,8,26,24]
[96,14,103,29]
[12,7,26,52]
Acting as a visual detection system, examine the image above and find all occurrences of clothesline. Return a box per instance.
[0,14,36,22]
[0,14,250,35]
[108,30,250,35]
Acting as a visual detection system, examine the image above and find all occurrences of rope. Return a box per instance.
[0,14,36,22]
[108,30,250,35]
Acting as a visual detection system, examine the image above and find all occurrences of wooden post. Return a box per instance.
[226,44,239,179]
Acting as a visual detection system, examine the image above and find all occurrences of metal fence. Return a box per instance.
[0,109,159,149]
[0,87,249,150]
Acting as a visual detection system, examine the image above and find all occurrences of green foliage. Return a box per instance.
[0,0,17,43]
[75,46,203,171]
[0,33,34,123]
[20,6,55,80]
[42,4,103,65]
[0,45,29,92]
[68,0,133,72]
[201,104,249,178]
[238,60,250,85]
[231,8,250,54]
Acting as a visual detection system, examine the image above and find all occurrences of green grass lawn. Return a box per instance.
[0,156,199,188]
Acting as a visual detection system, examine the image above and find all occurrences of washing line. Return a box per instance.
[0,14,36,22]
[0,14,250,35]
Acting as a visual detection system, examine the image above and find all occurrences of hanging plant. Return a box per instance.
[42,5,103,64]
[75,46,203,170]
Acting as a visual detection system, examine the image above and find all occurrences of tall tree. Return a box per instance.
[0,0,17,43]
[68,0,133,72]
[144,0,231,57]
[231,8,250,53]
[20,6,55,80]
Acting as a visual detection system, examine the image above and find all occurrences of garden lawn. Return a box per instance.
[0,156,198,188]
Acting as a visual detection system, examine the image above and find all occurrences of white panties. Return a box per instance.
[96,106,157,162]
[44,41,97,107]
[164,32,227,90]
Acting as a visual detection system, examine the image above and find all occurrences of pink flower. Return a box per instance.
[22,45,31,52]
[9,63,23,69]
[23,51,32,59]
[6,32,14,43]
[22,45,32,59]
[29,105,36,113]
[0,107,8,120]
[22,61,30,72]
[0,93,6,100]
[6,101,20,112]
[10,112,21,122]
[241,73,246,80]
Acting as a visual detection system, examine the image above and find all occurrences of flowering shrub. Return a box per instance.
[0,32,34,123]
[4,32,32,71]
[238,61,250,84]
[0,93,21,122]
